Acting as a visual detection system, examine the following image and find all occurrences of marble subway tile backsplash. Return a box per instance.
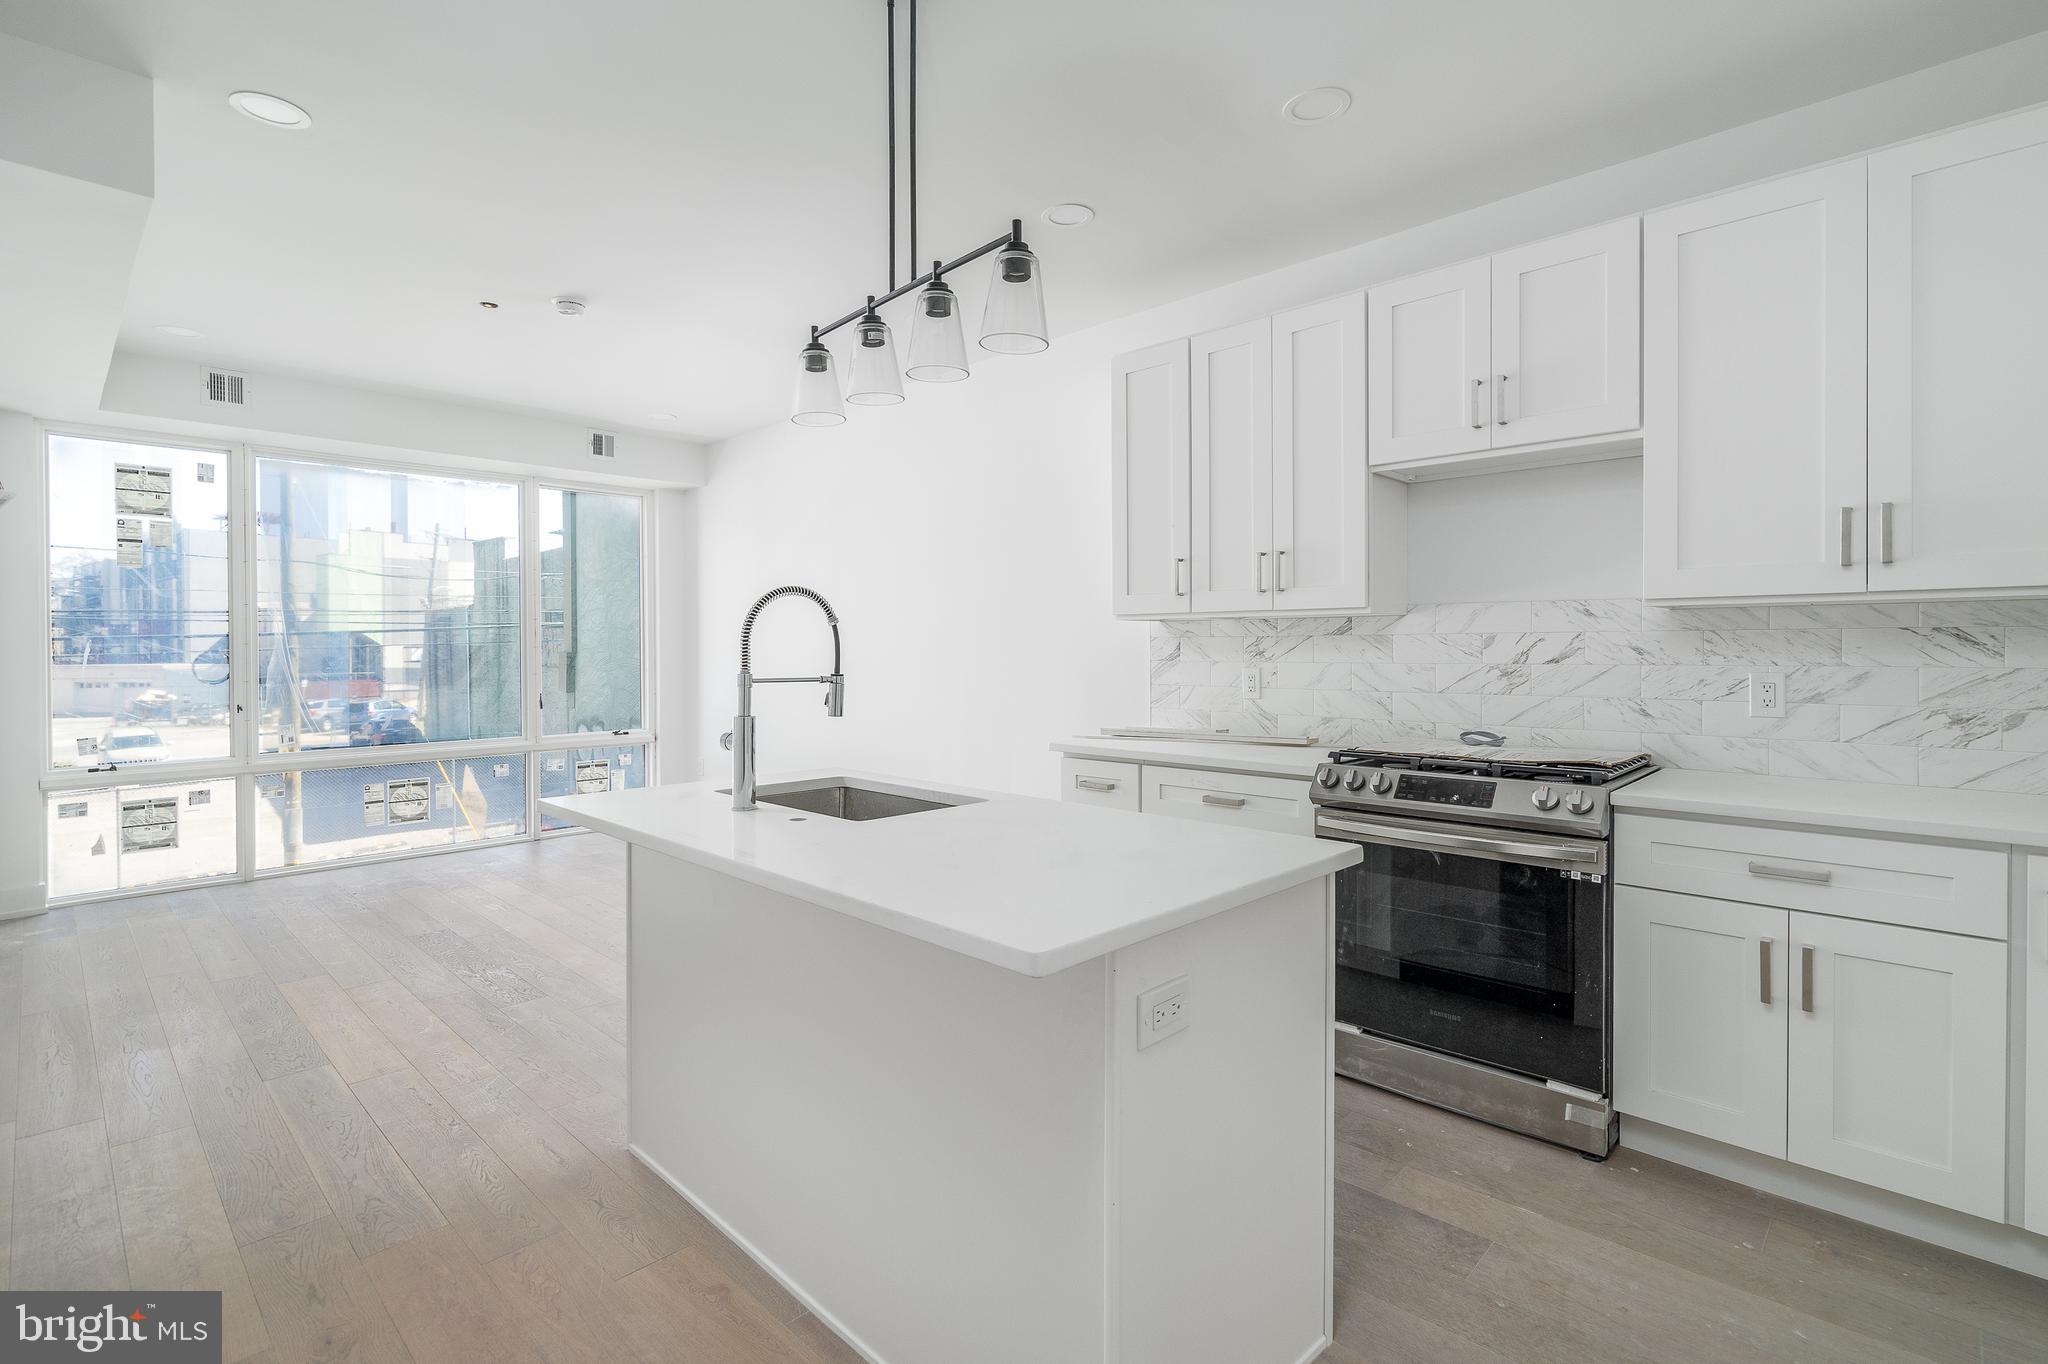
[1148,599,2048,794]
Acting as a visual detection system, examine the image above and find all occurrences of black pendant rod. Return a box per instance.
[886,0,897,289]
[813,222,1020,340]
[908,0,917,278]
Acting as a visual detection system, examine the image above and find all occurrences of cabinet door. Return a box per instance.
[2027,857,2047,1236]
[1272,294,1368,612]
[1643,163,1867,600]
[1112,339,1190,616]
[1868,106,2048,593]
[1190,320,1273,614]
[1490,218,1640,448]
[1787,912,2007,1220]
[1614,888,1788,1158]
[1368,259,1490,466]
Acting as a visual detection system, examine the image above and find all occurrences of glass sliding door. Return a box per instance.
[540,486,643,735]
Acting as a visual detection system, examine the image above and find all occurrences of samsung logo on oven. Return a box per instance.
[1428,1009,1464,1023]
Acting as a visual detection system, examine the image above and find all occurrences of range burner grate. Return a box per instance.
[1326,746,1656,786]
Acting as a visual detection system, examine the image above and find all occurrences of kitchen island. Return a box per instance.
[541,771,1359,1364]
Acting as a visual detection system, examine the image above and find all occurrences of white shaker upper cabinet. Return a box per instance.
[1868,106,2048,593]
[1272,294,1373,613]
[1368,259,1490,466]
[1190,319,1275,614]
[1490,219,1640,448]
[2028,856,2048,1237]
[1643,163,1868,600]
[1614,888,1788,1159]
[1111,339,1190,616]
[1786,912,2007,1222]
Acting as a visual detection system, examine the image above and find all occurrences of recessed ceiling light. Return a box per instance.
[478,301,499,310]
[228,90,312,129]
[1281,86,1352,125]
[1040,203,1094,228]
[154,325,204,338]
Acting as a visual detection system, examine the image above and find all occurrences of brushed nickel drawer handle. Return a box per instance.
[1801,945,1816,1014]
[1201,793,1249,809]
[1748,860,1832,885]
[1759,938,1773,1006]
[1073,776,1119,793]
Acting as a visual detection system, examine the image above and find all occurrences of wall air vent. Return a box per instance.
[205,370,247,405]
[589,430,616,459]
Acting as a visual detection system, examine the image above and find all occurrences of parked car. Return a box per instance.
[96,724,171,764]
[305,697,350,731]
[361,714,426,746]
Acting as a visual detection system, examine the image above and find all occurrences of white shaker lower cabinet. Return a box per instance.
[1786,912,2008,1222]
[1867,105,2048,593]
[1059,757,1140,812]
[1615,888,1789,1158]
[2027,856,2048,1237]
[1642,161,1868,600]
[1138,766,1314,836]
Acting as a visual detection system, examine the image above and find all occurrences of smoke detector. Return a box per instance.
[551,297,588,317]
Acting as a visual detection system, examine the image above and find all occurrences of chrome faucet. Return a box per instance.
[727,586,844,811]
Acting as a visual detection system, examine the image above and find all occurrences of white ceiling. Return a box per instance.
[4,0,2048,443]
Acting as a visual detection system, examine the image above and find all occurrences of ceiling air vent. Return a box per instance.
[205,370,247,405]
[589,430,616,460]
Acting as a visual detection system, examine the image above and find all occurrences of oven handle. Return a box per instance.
[1316,812,1607,873]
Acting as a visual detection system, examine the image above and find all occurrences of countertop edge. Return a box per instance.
[1050,736,1325,780]
[538,792,1360,978]
[1612,770,2048,848]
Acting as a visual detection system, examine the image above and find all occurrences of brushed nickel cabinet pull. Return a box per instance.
[1074,776,1119,793]
[1748,860,1832,885]
[1759,938,1773,1006]
[1801,945,1816,1014]
[1839,506,1853,568]
[1201,793,1249,809]
[1173,556,1187,597]
[1275,549,1287,592]
[1880,501,1895,564]
[1470,378,1485,429]
[1495,374,1509,425]
[1257,551,1268,594]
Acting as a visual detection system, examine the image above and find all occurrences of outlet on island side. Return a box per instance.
[1136,975,1191,1050]
[1748,671,1785,719]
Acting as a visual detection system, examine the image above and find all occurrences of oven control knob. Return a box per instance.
[1317,767,1341,788]
[1530,784,1561,811]
[1369,771,1395,795]
[1343,769,1369,791]
[1566,790,1597,816]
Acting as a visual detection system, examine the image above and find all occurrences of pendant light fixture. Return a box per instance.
[845,297,906,405]
[788,0,1050,425]
[791,328,846,426]
[905,261,970,381]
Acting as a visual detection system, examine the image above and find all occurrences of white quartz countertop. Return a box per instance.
[1614,768,2048,847]
[540,770,1359,978]
[1051,735,1328,780]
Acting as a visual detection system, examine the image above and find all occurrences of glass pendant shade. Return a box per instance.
[790,334,846,427]
[844,301,906,405]
[905,273,970,382]
[978,241,1049,354]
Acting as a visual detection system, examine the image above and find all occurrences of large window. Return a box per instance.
[541,487,642,734]
[46,436,233,769]
[41,432,654,901]
[257,458,523,753]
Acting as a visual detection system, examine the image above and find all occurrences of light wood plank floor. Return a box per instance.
[3,837,2043,1364]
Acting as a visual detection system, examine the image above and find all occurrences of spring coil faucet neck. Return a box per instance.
[731,586,845,811]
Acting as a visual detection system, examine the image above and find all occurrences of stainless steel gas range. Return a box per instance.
[1310,744,1658,1157]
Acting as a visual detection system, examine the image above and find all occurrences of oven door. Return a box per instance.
[1317,809,1610,1094]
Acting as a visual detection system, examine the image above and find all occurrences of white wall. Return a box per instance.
[0,411,49,912]
[689,33,2048,797]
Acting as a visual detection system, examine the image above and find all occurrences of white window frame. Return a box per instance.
[36,423,658,902]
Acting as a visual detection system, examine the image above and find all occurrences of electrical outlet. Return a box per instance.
[1136,975,1191,1050]
[1748,671,1785,719]
[1239,666,1261,701]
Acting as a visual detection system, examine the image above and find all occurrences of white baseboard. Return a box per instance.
[0,880,46,920]
[628,1142,889,1364]
[1621,1117,2048,1281]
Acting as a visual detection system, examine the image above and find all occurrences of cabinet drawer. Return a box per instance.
[1060,758,1140,811]
[1617,814,2005,940]
[1139,765,1312,836]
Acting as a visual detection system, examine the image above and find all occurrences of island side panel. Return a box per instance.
[1107,876,1333,1364]
[627,846,1111,1364]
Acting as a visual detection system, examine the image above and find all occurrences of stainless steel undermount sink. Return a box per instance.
[736,779,982,822]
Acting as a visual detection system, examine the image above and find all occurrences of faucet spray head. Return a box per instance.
[825,674,846,717]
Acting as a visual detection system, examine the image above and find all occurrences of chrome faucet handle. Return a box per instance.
[720,731,734,751]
